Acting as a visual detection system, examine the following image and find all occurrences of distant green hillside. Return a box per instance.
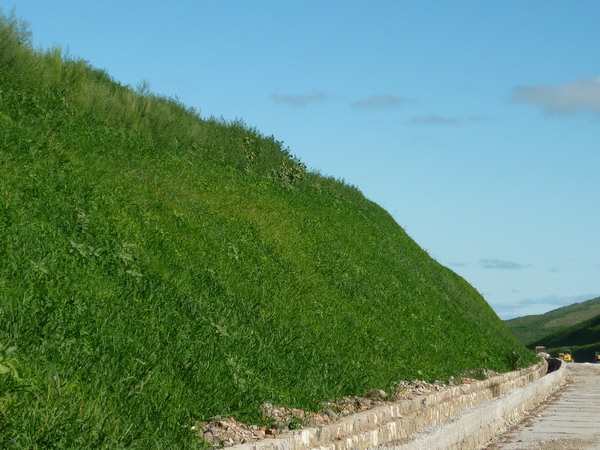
[0,13,535,448]
[528,314,600,362]
[505,296,600,344]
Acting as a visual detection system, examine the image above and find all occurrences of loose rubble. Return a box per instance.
[195,371,500,447]
[193,416,277,447]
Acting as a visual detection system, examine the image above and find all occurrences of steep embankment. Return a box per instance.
[0,14,535,447]
[529,314,600,362]
[505,296,600,344]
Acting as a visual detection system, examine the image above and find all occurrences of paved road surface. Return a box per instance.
[488,363,600,449]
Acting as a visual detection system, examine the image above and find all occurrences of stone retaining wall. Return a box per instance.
[396,361,567,449]
[235,360,567,449]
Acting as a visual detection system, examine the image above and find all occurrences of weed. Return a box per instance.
[286,417,305,430]
[506,351,526,370]
[0,344,21,381]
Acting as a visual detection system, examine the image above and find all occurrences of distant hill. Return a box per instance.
[0,13,535,447]
[505,296,600,344]
[528,314,600,362]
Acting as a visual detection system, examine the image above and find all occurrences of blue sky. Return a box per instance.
[3,1,599,319]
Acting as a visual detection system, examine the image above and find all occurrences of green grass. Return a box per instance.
[0,12,536,448]
[528,314,600,362]
[505,296,600,345]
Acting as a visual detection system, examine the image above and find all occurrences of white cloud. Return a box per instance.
[513,77,600,114]
[271,90,328,107]
[351,94,406,110]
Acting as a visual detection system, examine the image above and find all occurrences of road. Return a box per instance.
[488,363,600,449]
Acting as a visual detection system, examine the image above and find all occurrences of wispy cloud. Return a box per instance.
[409,114,459,125]
[408,114,492,126]
[513,77,600,115]
[351,94,406,110]
[271,90,328,107]
[447,261,468,268]
[479,258,530,270]
[466,115,493,122]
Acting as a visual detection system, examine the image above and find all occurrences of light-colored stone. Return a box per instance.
[367,389,388,400]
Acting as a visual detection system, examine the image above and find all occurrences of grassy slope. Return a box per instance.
[505,296,600,344]
[0,14,535,448]
[528,314,600,362]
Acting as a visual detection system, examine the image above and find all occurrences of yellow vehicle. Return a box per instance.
[563,350,573,363]
[595,351,600,363]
